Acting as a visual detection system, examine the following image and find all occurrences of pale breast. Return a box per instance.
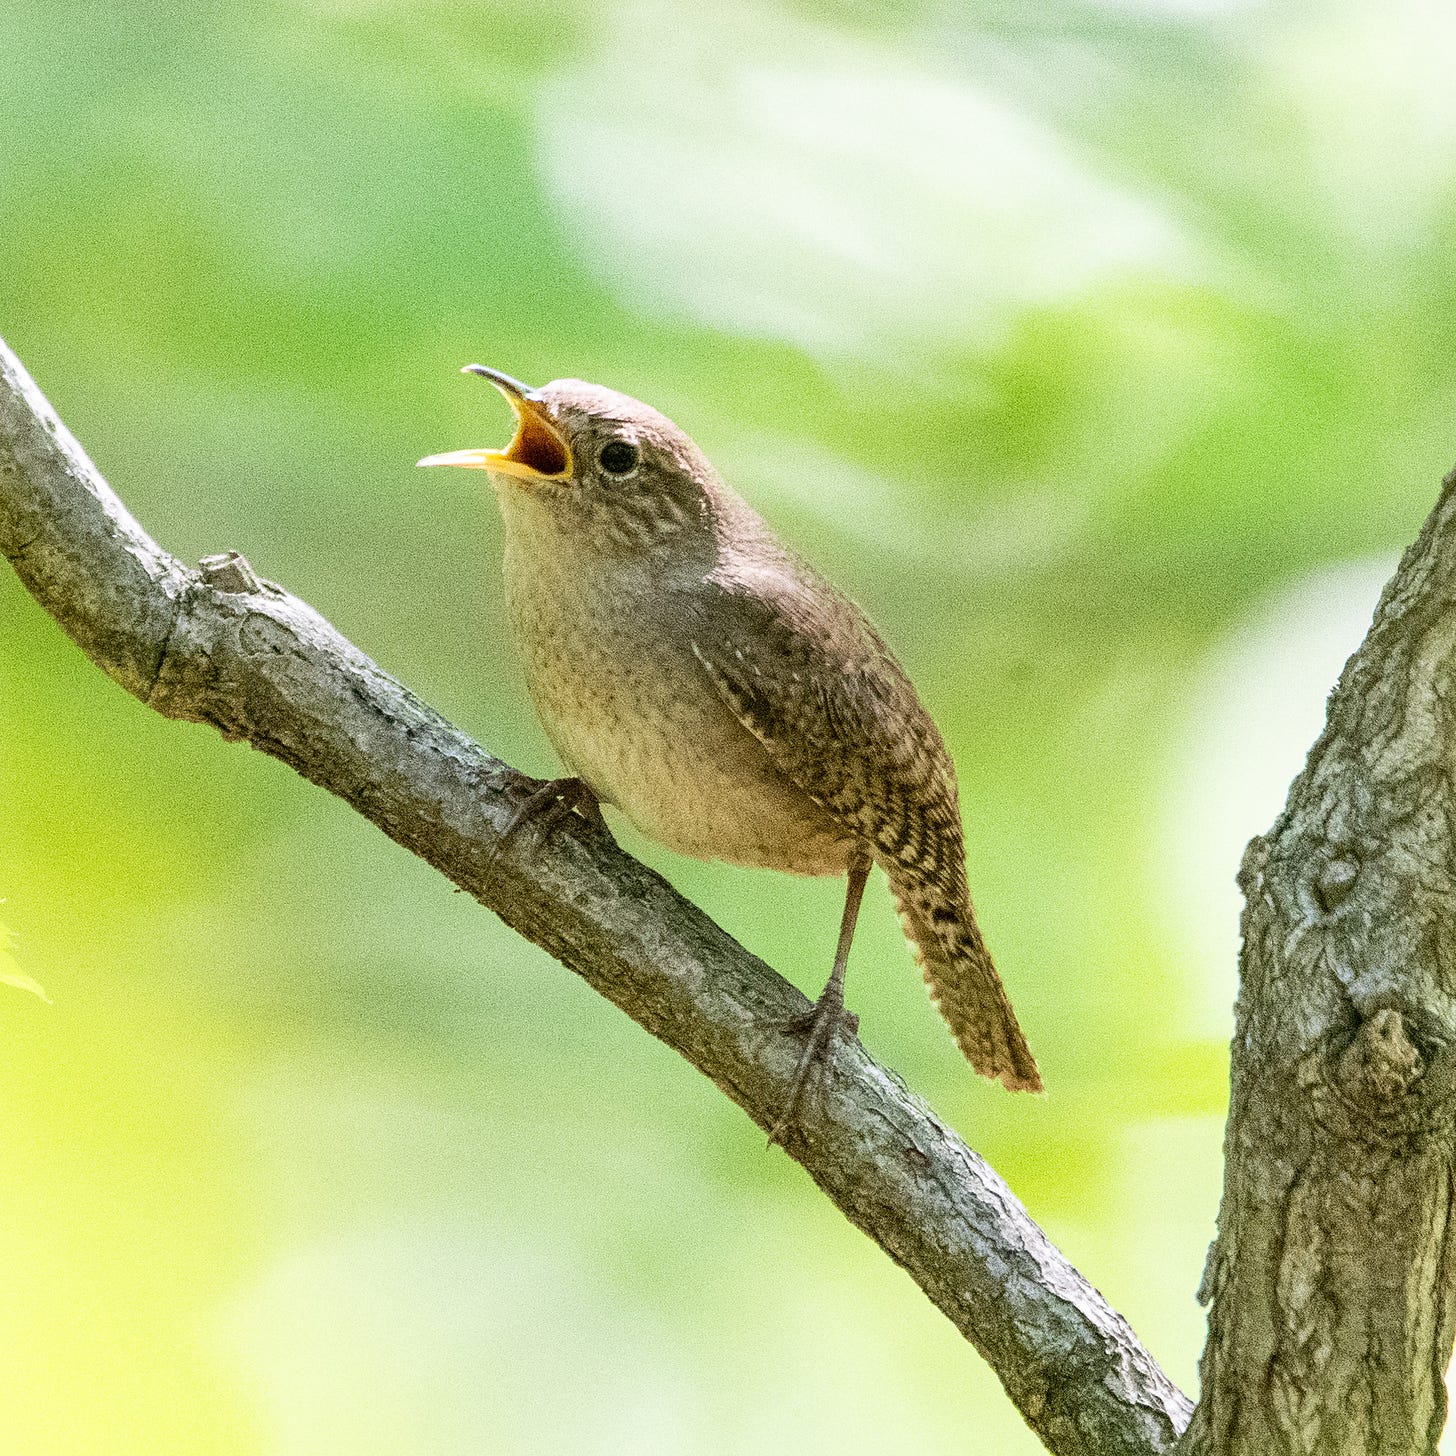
[501,534,850,877]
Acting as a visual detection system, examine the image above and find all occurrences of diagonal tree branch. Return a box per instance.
[0,334,1188,1453]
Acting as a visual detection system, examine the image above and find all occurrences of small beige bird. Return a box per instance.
[420,367,1040,1129]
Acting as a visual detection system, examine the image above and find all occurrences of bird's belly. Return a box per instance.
[517,618,850,876]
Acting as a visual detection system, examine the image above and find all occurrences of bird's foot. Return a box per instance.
[491,775,614,866]
[767,989,860,1148]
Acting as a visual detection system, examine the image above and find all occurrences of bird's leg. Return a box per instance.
[768,849,872,1146]
[492,775,614,864]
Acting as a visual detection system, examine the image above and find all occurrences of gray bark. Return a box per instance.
[1183,476,1456,1454]
[0,340,1190,1451]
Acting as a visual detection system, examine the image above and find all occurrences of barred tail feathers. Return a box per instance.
[892,876,1042,1094]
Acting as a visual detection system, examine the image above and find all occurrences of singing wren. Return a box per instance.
[420,367,1041,1130]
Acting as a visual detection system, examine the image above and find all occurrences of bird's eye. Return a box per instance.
[598,440,640,476]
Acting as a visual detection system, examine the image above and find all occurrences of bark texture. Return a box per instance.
[0,339,1191,1452]
[1185,475,1456,1454]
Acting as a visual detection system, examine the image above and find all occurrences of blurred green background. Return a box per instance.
[2,1,1453,1451]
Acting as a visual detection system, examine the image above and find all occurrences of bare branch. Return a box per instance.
[0,334,1189,1456]
[1184,476,1456,1453]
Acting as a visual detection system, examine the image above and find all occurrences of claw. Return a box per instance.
[766,850,871,1149]
[488,775,612,872]
[766,989,856,1148]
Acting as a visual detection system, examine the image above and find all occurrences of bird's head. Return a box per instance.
[419,367,722,552]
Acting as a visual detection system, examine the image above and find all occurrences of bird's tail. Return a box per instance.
[891,871,1042,1093]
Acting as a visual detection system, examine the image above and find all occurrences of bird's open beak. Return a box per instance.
[416,365,572,481]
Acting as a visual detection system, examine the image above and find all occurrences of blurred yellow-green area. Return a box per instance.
[3,1,1454,1451]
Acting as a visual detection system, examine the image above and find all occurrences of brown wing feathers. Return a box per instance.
[691,558,1041,1092]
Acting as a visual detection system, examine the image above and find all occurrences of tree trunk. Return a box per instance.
[1185,475,1456,1453]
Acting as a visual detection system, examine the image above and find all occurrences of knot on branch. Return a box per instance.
[1302,999,1456,1146]
[1337,1008,1424,1103]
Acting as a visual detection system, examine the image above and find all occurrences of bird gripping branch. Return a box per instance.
[419,366,1041,1133]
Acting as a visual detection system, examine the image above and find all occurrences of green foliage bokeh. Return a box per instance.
[3,2,1454,1452]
